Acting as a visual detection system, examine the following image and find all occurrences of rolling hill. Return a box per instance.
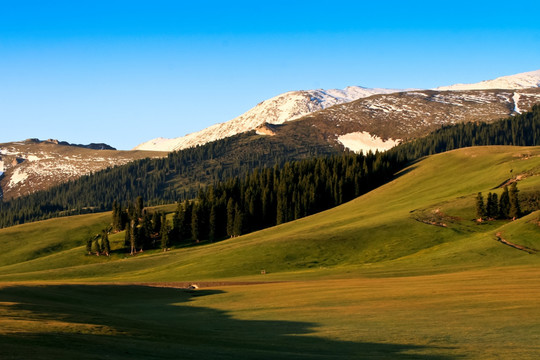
[1,146,539,359]
[1,145,538,281]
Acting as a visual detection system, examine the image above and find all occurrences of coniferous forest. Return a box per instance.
[1,104,539,229]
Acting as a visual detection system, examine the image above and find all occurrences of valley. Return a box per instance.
[1,146,539,359]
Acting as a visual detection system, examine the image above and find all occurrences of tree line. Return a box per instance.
[171,151,403,243]
[2,104,540,229]
[98,151,405,251]
[0,131,337,228]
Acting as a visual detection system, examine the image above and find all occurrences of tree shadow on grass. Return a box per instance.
[0,284,461,360]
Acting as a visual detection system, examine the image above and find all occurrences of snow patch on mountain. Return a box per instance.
[337,132,401,153]
[436,69,540,91]
[512,92,522,114]
[9,168,28,187]
[134,86,405,152]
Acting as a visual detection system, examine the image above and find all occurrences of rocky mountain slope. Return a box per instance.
[133,86,404,151]
[300,88,540,152]
[0,139,166,200]
[136,69,540,153]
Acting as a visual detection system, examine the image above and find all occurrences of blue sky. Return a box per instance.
[1,1,539,150]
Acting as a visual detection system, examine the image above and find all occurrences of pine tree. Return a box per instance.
[499,186,510,219]
[160,214,170,251]
[209,204,217,242]
[135,196,144,220]
[191,203,200,242]
[94,235,103,256]
[129,219,136,255]
[102,230,110,256]
[180,200,192,240]
[509,182,521,219]
[141,213,153,249]
[489,193,498,219]
[476,192,486,220]
[486,192,498,219]
[112,200,122,231]
[86,237,93,255]
[124,223,131,248]
[226,198,235,237]
[233,203,244,236]
[152,211,161,235]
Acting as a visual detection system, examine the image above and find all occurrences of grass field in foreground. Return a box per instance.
[1,266,539,359]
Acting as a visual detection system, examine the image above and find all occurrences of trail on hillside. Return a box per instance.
[495,232,538,254]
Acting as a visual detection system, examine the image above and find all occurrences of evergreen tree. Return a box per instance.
[209,204,217,242]
[94,235,103,256]
[499,186,511,219]
[152,211,162,235]
[101,230,110,256]
[476,192,486,220]
[179,200,192,240]
[86,237,93,255]
[489,193,498,219]
[141,213,154,249]
[112,200,122,231]
[226,198,235,237]
[509,182,521,219]
[160,213,170,251]
[124,223,131,248]
[129,219,137,255]
[191,203,200,242]
[135,196,144,220]
[233,203,244,236]
[485,192,498,219]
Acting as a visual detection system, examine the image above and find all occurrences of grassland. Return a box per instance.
[1,146,539,359]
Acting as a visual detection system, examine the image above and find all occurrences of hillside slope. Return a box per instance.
[0,146,538,281]
[0,139,167,200]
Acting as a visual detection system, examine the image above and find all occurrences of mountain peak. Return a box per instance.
[436,69,540,91]
[133,86,404,152]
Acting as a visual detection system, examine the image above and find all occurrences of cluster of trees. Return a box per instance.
[86,197,173,256]
[113,197,172,254]
[167,151,404,243]
[86,229,111,256]
[475,183,521,220]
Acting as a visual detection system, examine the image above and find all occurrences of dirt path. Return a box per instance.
[495,232,538,254]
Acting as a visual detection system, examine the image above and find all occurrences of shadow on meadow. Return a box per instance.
[0,284,459,360]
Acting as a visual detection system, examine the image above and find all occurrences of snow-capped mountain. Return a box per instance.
[0,139,166,200]
[134,86,405,152]
[436,69,540,91]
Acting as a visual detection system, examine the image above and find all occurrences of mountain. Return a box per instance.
[0,139,166,200]
[436,69,540,91]
[133,86,405,151]
[296,88,540,152]
[136,69,540,153]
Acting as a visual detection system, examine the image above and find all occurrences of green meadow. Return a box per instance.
[1,146,539,359]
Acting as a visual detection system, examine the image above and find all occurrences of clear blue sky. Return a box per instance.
[1,1,539,150]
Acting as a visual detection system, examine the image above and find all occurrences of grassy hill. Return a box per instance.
[0,146,539,281]
[1,146,539,359]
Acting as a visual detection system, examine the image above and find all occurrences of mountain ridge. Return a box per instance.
[135,69,540,153]
[133,86,405,151]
